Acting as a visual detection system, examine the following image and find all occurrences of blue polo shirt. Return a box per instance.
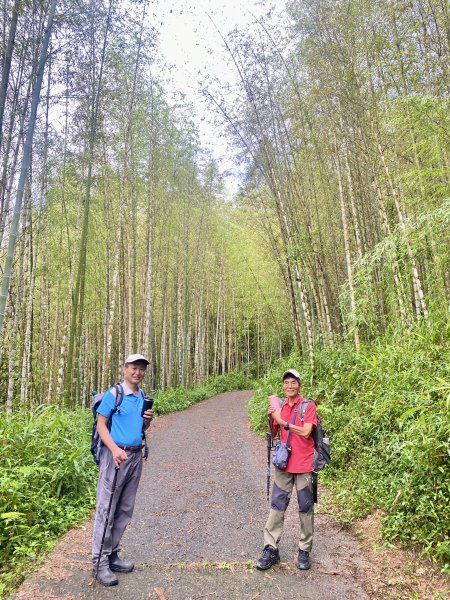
[97,382,144,446]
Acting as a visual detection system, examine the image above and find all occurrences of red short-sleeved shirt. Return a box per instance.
[273,395,317,473]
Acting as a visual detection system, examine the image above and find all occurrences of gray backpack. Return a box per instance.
[300,399,331,472]
[90,384,124,465]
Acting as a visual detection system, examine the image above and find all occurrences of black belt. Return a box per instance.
[116,444,142,453]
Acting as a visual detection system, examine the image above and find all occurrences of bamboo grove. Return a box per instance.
[0,0,449,411]
[0,0,291,410]
[207,0,449,369]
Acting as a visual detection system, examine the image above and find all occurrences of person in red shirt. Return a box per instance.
[256,368,317,571]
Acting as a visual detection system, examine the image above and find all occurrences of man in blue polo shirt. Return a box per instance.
[92,354,153,586]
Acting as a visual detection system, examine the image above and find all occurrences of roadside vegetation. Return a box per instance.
[249,320,450,572]
[0,371,254,597]
[0,406,95,597]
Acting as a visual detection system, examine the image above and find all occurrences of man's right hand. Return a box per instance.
[267,406,276,417]
[112,446,128,468]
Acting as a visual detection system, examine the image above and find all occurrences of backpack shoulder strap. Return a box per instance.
[108,383,124,419]
[300,398,312,421]
[114,383,124,407]
[285,401,302,446]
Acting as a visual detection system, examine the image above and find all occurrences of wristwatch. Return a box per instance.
[283,422,290,430]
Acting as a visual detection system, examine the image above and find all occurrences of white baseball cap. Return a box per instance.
[125,353,149,365]
[282,368,301,382]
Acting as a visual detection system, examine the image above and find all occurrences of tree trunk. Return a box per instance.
[0,0,57,343]
[0,0,20,148]
[378,142,428,319]
[63,0,113,405]
[334,132,360,351]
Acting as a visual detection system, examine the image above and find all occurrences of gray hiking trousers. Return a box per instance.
[92,446,143,567]
[264,469,314,552]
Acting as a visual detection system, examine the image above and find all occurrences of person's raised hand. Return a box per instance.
[143,409,153,430]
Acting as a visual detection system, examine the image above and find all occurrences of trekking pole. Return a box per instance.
[94,465,119,588]
[266,418,272,502]
[312,471,318,504]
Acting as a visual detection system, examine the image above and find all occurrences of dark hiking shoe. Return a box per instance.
[109,551,134,573]
[256,546,280,570]
[297,549,311,570]
[93,564,119,586]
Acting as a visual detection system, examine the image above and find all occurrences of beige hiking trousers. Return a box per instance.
[263,468,314,552]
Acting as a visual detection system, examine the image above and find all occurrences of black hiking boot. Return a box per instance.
[109,551,134,573]
[256,545,280,570]
[92,564,119,586]
[297,549,311,570]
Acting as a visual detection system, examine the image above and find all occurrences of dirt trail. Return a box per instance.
[13,391,449,600]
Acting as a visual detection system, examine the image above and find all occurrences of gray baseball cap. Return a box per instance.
[125,353,149,365]
[282,368,301,382]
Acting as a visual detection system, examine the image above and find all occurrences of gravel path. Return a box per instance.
[14,391,372,600]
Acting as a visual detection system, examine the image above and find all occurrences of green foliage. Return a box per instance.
[0,406,97,596]
[154,372,256,415]
[346,199,450,341]
[249,324,450,569]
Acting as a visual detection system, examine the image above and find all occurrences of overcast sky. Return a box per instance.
[152,0,273,197]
